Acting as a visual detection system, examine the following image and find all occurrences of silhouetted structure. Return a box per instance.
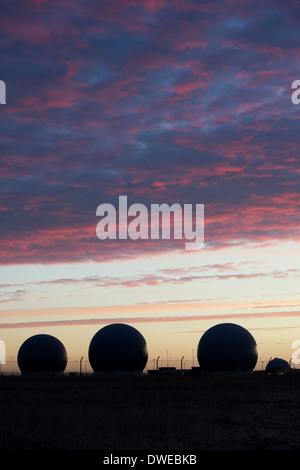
[17,334,67,374]
[197,323,258,373]
[88,323,148,373]
[266,357,290,375]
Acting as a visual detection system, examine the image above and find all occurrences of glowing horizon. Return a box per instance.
[1,0,300,374]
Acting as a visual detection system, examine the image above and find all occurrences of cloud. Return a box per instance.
[1,309,300,329]
[1,261,298,304]
[1,0,299,265]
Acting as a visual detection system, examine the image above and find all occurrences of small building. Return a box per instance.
[266,357,290,375]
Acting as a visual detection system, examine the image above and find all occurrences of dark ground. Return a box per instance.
[0,372,300,451]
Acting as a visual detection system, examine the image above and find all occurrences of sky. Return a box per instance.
[1,0,300,373]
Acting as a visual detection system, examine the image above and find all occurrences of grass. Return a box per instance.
[0,372,300,450]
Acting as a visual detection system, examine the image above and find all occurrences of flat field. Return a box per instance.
[0,372,300,451]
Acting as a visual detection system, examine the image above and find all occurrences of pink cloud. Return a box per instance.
[1,309,300,329]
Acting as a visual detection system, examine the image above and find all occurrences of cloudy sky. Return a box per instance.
[1,0,300,372]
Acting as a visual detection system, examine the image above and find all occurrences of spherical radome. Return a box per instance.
[88,323,148,372]
[197,323,258,372]
[266,357,290,372]
[17,334,67,373]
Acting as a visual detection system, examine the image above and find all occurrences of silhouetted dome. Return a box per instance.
[197,323,258,372]
[266,357,290,372]
[17,334,67,373]
[88,323,148,372]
